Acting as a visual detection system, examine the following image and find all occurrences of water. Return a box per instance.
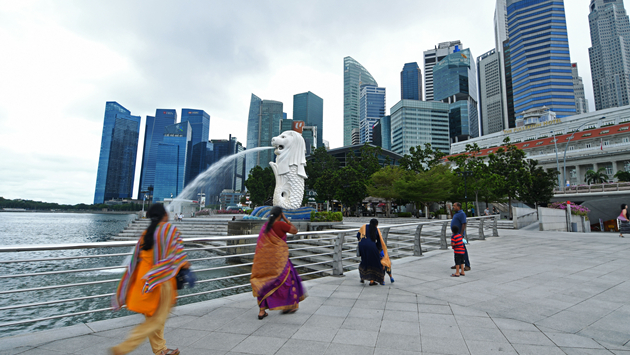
[0,213,251,338]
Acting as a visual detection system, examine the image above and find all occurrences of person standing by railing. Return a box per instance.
[251,206,306,320]
[619,204,629,238]
[110,203,189,355]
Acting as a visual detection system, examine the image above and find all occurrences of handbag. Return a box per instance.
[175,267,196,290]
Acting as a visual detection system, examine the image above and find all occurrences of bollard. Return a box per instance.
[492,215,499,237]
[332,232,345,276]
[414,224,423,256]
[478,218,485,240]
[440,222,449,249]
[381,227,390,245]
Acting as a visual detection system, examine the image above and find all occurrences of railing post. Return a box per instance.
[493,215,499,237]
[440,222,448,249]
[381,228,390,245]
[414,224,423,256]
[332,232,345,276]
[478,218,485,240]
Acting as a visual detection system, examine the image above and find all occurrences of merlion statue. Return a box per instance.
[269,130,307,210]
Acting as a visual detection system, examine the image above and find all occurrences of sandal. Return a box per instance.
[158,349,180,355]
[258,311,268,320]
[282,309,298,314]
[369,281,378,286]
[450,274,460,277]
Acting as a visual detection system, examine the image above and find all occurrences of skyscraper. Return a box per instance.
[359,85,386,144]
[293,91,324,148]
[94,102,141,204]
[477,49,505,135]
[506,0,576,117]
[495,0,512,128]
[572,63,590,114]
[344,56,378,146]
[205,135,245,206]
[390,100,450,155]
[401,62,422,100]
[180,109,210,185]
[589,0,630,110]
[138,109,177,198]
[423,41,463,101]
[152,122,192,202]
[245,94,283,175]
[433,48,480,142]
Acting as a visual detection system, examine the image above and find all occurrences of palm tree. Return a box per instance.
[614,170,630,182]
[584,167,609,184]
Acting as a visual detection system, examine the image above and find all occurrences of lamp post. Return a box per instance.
[550,131,562,190]
[562,117,605,191]
[457,170,474,216]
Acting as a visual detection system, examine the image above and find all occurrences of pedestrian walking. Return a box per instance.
[110,203,189,355]
[450,202,471,271]
[250,206,306,319]
[619,204,629,238]
[357,219,393,285]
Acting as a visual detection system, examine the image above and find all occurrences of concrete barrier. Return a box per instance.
[512,207,538,229]
[538,207,567,231]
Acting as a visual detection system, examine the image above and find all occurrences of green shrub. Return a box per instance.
[398,212,412,217]
[310,211,343,222]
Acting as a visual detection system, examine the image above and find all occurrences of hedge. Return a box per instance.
[310,211,343,222]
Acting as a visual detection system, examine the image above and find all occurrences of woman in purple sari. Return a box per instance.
[250,206,307,320]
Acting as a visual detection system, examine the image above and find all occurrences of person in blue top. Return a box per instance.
[450,202,471,271]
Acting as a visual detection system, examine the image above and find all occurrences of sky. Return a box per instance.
[0,0,597,205]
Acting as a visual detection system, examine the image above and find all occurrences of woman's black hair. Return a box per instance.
[265,206,283,233]
[143,203,167,250]
[368,219,379,243]
[623,204,628,211]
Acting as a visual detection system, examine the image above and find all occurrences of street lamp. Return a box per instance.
[457,170,474,216]
[562,116,605,191]
[550,131,562,190]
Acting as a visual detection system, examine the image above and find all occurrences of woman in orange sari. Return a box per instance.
[110,204,189,355]
[250,206,307,319]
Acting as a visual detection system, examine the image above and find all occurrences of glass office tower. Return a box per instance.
[293,91,323,148]
[245,94,283,176]
[359,85,386,144]
[205,135,246,206]
[343,56,378,146]
[138,109,177,199]
[477,49,505,135]
[180,109,210,185]
[390,100,450,155]
[506,0,576,117]
[94,102,141,204]
[153,122,192,202]
[433,48,480,142]
[400,62,422,100]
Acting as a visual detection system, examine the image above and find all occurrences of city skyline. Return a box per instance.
[0,1,600,204]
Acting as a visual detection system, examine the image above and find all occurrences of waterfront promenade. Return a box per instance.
[2,229,629,355]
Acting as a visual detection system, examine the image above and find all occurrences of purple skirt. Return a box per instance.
[258,261,306,311]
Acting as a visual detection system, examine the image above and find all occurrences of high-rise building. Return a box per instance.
[344,56,378,146]
[205,135,245,206]
[372,121,383,148]
[423,41,463,101]
[180,109,210,185]
[153,122,192,202]
[477,49,505,135]
[245,94,283,175]
[380,115,392,150]
[359,85,386,144]
[506,0,576,118]
[589,0,630,110]
[302,126,317,155]
[351,128,360,146]
[390,100,450,155]
[572,63,590,114]
[433,48,480,142]
[495,0,512,128]
[401,63,422,100]
[94,102,141,204]
[293,91,324,148]
[138,109,177,199]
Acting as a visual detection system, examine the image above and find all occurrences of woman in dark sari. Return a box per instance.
[250,206,307,319]
[357,219,393,285]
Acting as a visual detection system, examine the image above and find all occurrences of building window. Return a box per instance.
[619,126,629,131]
[625,161,630,172]
[586,143,592,148]
[569,146,574,151]
[600,130,610,134]
[623,137,630,143]
[582,133,592,137]
[604,140,610,146]
[606,165,613,176]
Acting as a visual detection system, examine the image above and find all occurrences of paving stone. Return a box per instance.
[378,319,420,337]
[324,343,375,355]
[189,332,248,351]
[39,334,106,352]
[501,329,556,346]
[382,309,417,322]
[274,339,328,355]
[544,331,604,349]
[560,348,616,355]
[340,317,382,332]
[372,349,421,355]
[420,335,468,355]
[313,305,351,318]
[291,326,338,343]
[510,343,567,355]
[465,340,517,355]
[375,333,422,352]
[229,335,286,355]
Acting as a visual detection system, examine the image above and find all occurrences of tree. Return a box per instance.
[368,166,404,218]
[394,165,456,210]
[584,167,609,184]
[243,166,275,207]
[334,164,369,216]
[614,170,630,182]
[305,147,339,190]
[487,137,528,220]
[448,143,491,216]
[399,143,446,173]
[519,159,559,208]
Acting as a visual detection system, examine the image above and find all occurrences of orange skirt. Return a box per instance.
[126,249,177,317]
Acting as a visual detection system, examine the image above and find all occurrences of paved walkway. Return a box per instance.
[2,229,630,355]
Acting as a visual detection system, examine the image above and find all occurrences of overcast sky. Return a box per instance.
[0,0,596,205]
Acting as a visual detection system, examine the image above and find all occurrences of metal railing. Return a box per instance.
[0,216,498,332]
[554,181,630,194]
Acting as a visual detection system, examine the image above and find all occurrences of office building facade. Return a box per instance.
[477,49,505,135]
[245,94,283,175]
[153,122,192,202]
[138,109,177,199]
[401,62,422,100]
[343,56,378,146]
[390,100,450,155]
[94,102,141,204]
[293,91,324,148]
[433,48,480,142]
[423,41,463,101]
[506,0,576,117]
[180,109,210,185]
[589,0,630,110]
[359,85,386,144]
[205,135,245,206]
[495,0,512,128]
[572,63,589,114]
[351,128,360,146]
